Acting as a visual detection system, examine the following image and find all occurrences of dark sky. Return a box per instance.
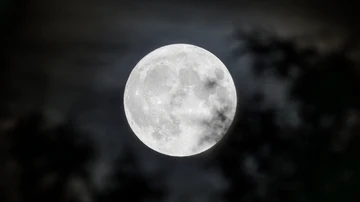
[1,0,360,202]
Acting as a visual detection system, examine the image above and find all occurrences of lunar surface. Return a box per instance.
[123,43,237,157]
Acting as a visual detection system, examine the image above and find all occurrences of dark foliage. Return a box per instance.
[97,149,166,202]
[217,29,360,202]
[1,112,95,202]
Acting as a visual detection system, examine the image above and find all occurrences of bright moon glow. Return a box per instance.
[124,43,237,157]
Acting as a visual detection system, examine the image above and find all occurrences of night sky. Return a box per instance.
[1,0,360,202]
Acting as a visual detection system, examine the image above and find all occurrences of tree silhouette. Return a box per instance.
[97,148,165,202]
[217,29,360,202]
[1,112,96,202]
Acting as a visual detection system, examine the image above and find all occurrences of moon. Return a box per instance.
[124,43,237,157]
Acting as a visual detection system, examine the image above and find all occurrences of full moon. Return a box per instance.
[124,43,237,157]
